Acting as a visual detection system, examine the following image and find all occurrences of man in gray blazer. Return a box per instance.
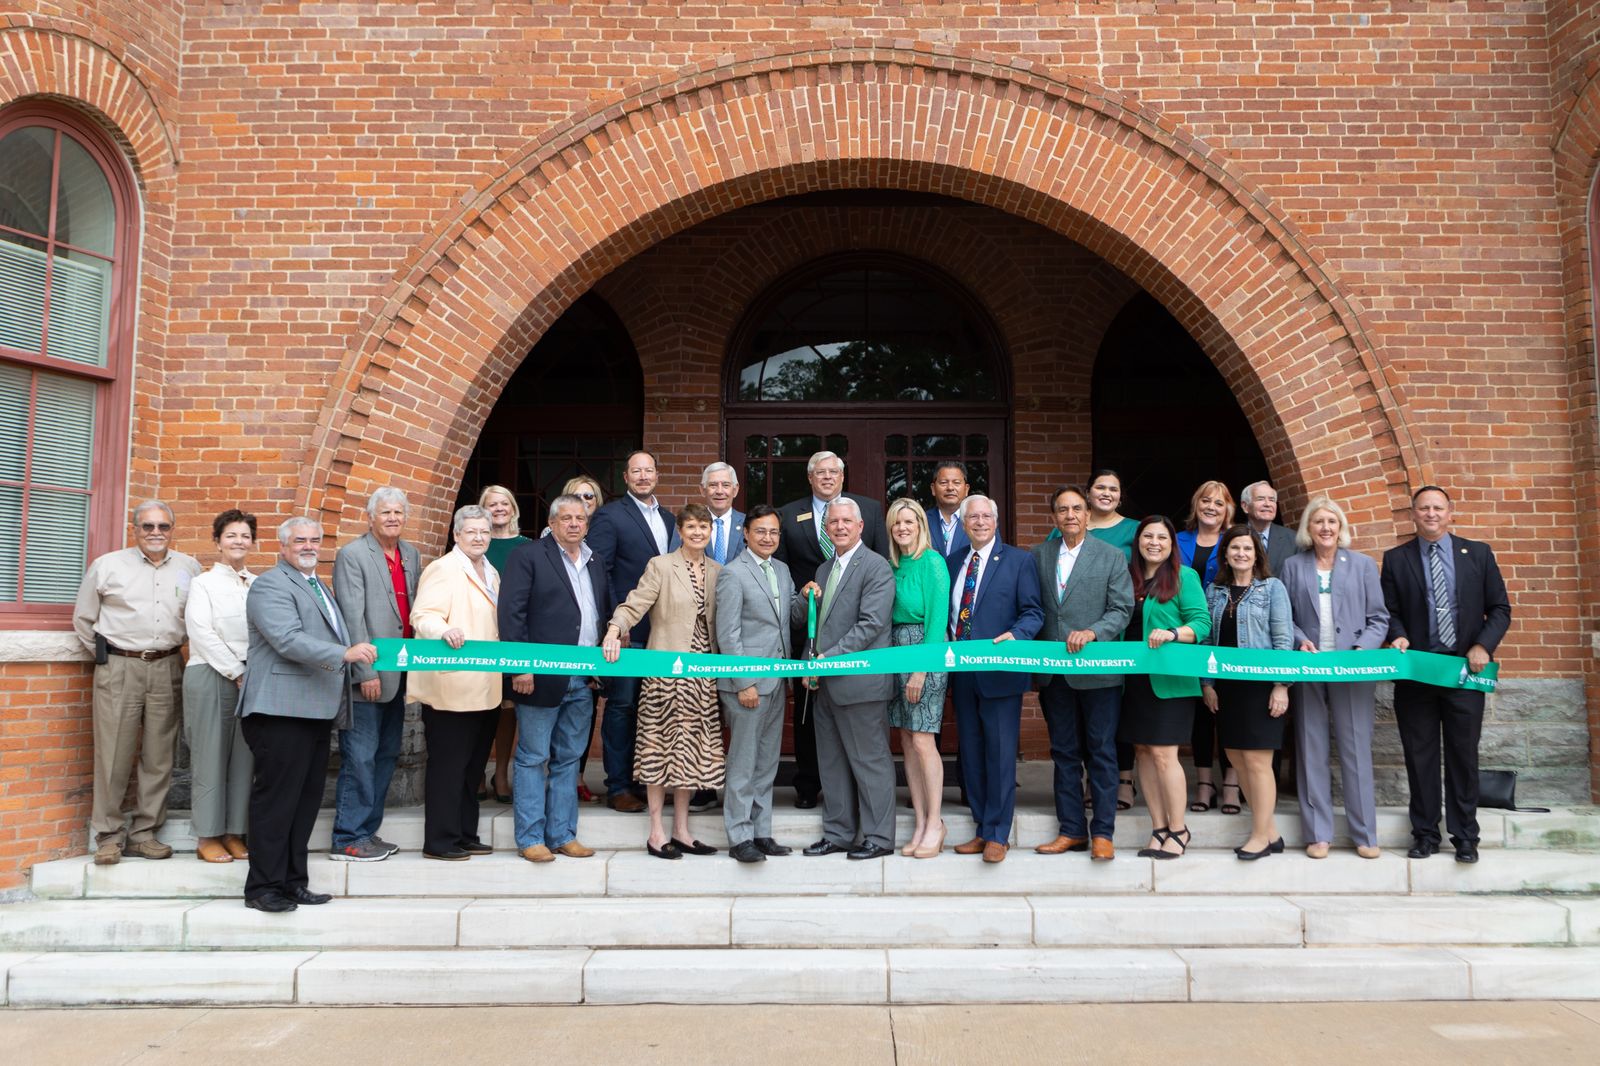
[330,487,421,862]
[1031,486,1133,861]
[1241,480,1296,577]
[798,498,898,861]
[714,504,806,862]
[240,517,377,913]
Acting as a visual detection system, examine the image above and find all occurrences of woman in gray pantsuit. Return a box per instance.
[182,509,259,863]
[1278,497,1390,859]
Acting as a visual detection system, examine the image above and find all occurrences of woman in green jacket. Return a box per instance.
[1117,515,1212,860]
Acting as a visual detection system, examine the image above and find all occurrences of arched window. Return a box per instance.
[0,105,137,620]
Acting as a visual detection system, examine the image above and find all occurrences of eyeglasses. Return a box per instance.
[139,523,173,533]
[575,492,596,500]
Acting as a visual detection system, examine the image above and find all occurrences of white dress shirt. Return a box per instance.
[1055,538,1084,597]
[630,493,669,554]
[949,538,998,637]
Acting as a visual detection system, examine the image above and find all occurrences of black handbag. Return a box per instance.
[1478,769,1550,813]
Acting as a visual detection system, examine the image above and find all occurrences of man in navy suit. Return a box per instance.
[925,460,971,560]
[499,494,614,861]
[701,461,744,566]
[774,450,888,807]
[586,449,679,811]
[946,494,1044,863]
[1381,485,1511,864]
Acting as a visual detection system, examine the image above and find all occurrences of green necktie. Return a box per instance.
[819,522,835,560]
[819,562,843,622]
[760,559,780,603]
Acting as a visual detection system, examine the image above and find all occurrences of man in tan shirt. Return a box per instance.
[73,500,203,864]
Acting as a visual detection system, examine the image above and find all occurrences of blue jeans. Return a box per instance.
[331,687,405,848]
[601,675,640,798]
[513,679,592,848]
[1040,679,1122,840]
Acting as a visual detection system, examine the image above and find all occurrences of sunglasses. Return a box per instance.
[575,492,596,500]
[139,523,173,533]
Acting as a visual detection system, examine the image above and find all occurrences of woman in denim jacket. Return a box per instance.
[1201,525,1293,859]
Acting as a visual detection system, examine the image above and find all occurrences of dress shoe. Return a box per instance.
[555,840,595,858]
[1407,839,1440,859]
[1454,843,1480,864]
[607,792,646,813]
[672,837,718,856]
[647,840,683,860]
[753,837,792,857]
[1035,835,1089,855]
[93,841,121,866]
[197,839,233,863]
[244,892,298,913]
[803,838,846,857]
[1356,845,1382,860]
[423,848,471,861]
[730,840,766,863]
[1090,837,1115,862]
[953,836,986,855]
[1305,841,1331,859]
[912,822,947,859]
[848,842,892,860]
[520,844,555,863]
[460,840,494,856]
[793,794,818,810]
[982,841,1008,864]
[1235,838,1280,861]
[290,887,332,905]
[125,839,173,860]
[688,789,719,812]
[222,835,250,860]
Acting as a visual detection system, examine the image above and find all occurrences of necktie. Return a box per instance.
[713,518,726,564]
[819,562,843,622]
[1056,548,1069,599]
[1429,542,1457,649]
[818,516,835,560]
[308,577,342,638]
[957,551,980,639]
[760,559,779,603]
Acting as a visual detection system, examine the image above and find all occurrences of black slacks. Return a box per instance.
[241,712,332,901]
[1393,680,1485,847]
[421,706,498,855]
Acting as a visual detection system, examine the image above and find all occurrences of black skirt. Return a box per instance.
[1212,678,1286,751]
[1116,673,1194,746]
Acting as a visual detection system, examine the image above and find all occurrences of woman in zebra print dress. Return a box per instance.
[602,503,724,859]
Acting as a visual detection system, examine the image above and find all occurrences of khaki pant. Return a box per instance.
[91,654,183,846]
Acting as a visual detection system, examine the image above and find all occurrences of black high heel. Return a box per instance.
[1117,776,1136,811]
[1220,780,1242,815]
[1136,827,1169,858]
[1188,781,1217,813]
[1153,826,1190,860]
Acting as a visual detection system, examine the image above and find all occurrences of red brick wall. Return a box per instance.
[0,662,93,891]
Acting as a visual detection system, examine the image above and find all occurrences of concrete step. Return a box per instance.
[4,893,1592,952]
[3,946,1597,1006]
[140,799,1571,854]
[29,847,1600,901]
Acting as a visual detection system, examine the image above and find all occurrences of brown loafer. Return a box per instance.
[196,840,232,863]
[93,841,122,866]
[1090,837,1115,862]
[953,837,987,855]
[555,840,594,858]
[607,793,646,813]
[1035,835,1089,855]
[520,844,555,863]
[125,839,173,860]
[222,835,250,860]
[982,841,1008,864]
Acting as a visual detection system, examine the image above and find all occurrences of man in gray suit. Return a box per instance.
[240,517,377,913]
[1241,480,1296,577]
[1031,486,1133,861]
[330,486,421,862]
[714,504,805,862]
[798,498,898,861]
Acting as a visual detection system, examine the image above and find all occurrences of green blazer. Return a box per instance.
[1126,566,1212,699]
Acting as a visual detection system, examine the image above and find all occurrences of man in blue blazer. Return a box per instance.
[946,495,1044,863]
[1381,485,1511,864]
[701,461,745,566]
[499,493,614,861]
[585,449,679,811]
[925,460,972,561]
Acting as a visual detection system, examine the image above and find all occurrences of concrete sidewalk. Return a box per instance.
[6,1002,1600,1065]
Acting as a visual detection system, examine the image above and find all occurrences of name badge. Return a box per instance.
[797,512,812,523]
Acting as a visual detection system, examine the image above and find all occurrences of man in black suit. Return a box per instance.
[1240,480,1296,577]
[1381,485,1511,864]
[499,493,614,862]
[586,449,679,812]
[774,450,888,807]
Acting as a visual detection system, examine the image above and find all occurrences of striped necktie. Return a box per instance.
[1429,541,1457,650]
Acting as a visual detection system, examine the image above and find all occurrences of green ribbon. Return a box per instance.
[374,638,1497,692]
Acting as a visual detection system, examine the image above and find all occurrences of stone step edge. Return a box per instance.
[3,947,1597,1005]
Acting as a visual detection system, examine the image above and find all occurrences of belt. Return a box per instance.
[107,645,180,662]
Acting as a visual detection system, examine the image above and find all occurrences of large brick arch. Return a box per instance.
[305,45,1423,546]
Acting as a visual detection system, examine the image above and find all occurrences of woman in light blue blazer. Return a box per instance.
[1277,496,1390,859]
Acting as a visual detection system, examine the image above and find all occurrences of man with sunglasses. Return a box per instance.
[74,500,203,865]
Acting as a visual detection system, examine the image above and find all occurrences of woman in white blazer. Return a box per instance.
[409,505,502,861]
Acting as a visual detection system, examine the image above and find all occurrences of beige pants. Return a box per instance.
[91,654,183,846]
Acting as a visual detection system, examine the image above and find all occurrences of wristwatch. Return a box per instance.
[1168,628,1181,642]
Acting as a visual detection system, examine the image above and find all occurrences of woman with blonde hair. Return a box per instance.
[884,497,952,858]
[1278,495,1389,859]
[1176,479,1239,813]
